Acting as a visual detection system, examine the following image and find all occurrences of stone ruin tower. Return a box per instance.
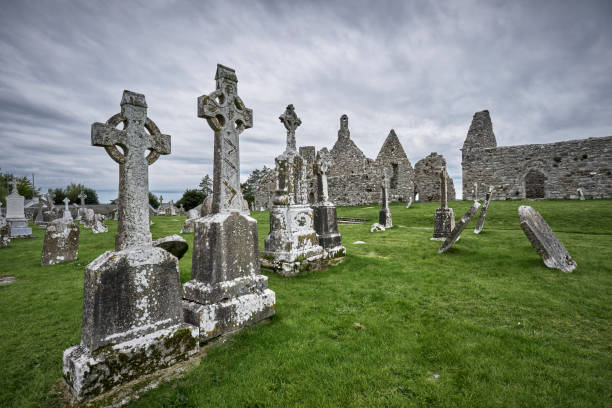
[414,152,456,202]
[461,110,497,200]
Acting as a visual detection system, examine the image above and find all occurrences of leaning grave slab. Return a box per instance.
[518,205,577,272]
[62,90,199,403]
[474,186,493,234]
[182,64,275,343]
[438,201,481,254]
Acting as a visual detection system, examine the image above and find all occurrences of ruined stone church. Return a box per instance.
[253,114,456,209]
[462,110,612,200]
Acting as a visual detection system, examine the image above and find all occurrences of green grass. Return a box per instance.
[1,199,611,407]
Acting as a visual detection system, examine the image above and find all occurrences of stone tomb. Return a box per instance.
[518,205,577,272]
[438,201,481,253]
[431,166,455,241]
[261,104,326,275]
[182,65,275,343]
[312,148,345,258]
[41,218,79,265]
[474,186,493,234]
[5,180,32,238]
[62,90,198,402]
[378,169,393,228]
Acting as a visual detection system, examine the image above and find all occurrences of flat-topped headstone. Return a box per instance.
[378,169,393,228]
[438,201,481,253]
[474,186,493,234]
[63,90,197,402]
[432,166,454,241]
[518,205,577,272]
[5,180,32,237]
[184,65,275,341]
[41,219,79,265]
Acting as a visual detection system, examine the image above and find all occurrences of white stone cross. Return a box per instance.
[279,104,301,152]
[78,191,87,206]
[91,90,171,250]
[440,167,448,209]
[198,64,252,213]
[316,148,332,203]
[63,197,70,210]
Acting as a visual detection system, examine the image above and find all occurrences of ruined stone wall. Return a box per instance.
[414,152,456,202]
[463,136,612,200]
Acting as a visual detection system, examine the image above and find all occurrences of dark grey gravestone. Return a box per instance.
[518,205,577,272]
[153,234,188,259]
[438,201,481,253]
[41,219,79,265]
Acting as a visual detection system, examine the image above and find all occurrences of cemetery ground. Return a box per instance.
[1,200,611,408]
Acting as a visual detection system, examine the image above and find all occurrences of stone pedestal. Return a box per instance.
[63,246,199,400]
[6,192,32,238]
[41,219,80,265]
[261,204,326,276]
[183,212,275,342]
[313,204,345,258]
[432,207,455,240]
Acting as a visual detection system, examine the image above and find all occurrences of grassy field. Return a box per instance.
[0,199,611,407]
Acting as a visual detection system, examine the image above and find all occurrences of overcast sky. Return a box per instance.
[1,0,611,200]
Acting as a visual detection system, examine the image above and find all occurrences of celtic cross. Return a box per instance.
[63,197,70,210]
[279,104,301,152]
[198,64,253,213]
[78,191,87,206]
[91,90,171,250]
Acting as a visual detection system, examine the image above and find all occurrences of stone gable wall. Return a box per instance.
[414,152,456,202]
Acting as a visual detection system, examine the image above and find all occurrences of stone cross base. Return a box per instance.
[262,205,326,276]
[438,202,481,253]
[7,218,32,238]
[41,219,79,265]
[379,208,393,229]
[313,204,346,259]
[62,323,199,402]
[0,224,10,248]
[185,212,276,341]
[431,207,455,240]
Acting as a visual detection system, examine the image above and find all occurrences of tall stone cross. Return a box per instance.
[91,90,171,251]
[78,191,87,206]
[316,149,332,203]
[198,64,253,213]
[381,169,389,209]
[63,197,70,211]
[440,166,448,209]
[279,104,301,152]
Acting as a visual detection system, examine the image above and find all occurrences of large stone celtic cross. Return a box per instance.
[198,64,252,213]
[279,104,301,152]
[78,191,86,206]
[91,90,170,250]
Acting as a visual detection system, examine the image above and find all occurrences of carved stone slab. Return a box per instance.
[474,188,493,234]
[438,201,481,253]
[518,205,577,272]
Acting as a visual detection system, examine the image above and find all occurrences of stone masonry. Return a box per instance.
[414,152,456,202]
[462,110,612,200]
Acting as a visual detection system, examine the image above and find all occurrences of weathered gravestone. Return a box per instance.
[91,213,108,234]
[75,191,86,220]
[431,166,455,241]
[379,169,393,228]
[0,205,10,248]
[181,208,199,233]
[62,90,198,402]
[577,188,585,201]
[406,197,413,209]
[41,219,79,265]
[5,180,32,238]
[438,201,481,253]
[153,234,188,259]
[261,104,325,275]
[312,148,345,258]
[80,208,95,229]
[199,195,213,217]
[62,197,73,221]
[518,205,577,272]
[474,186,493,234]
[182,65,275,342]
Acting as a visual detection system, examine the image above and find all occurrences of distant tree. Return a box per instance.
[199,174,213,197]
[148,192,160,209]
[64,183,99,205]
[241,165,271,207]
[52,188,66,205]
[176,189,206,211]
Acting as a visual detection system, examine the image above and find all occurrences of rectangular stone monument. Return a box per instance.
[41,219,79,265]
[261,104,326,275]
[432,167,454,241]
[519,205,577,272]
[62,90,198,403]
[312,148,345,259]
[182,65,275,342]
[474,186,493,234]
[5,180,32,237]
[378,169,393,228]
[438,201,481,253]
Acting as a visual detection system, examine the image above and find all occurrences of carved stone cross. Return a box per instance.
[63,197,70,210]
[316,148,332,203]
[78,191,87,206]
[198,64,253,213]
[279,104,301,152]
[91,90,171,250]
[440,167,448,209]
